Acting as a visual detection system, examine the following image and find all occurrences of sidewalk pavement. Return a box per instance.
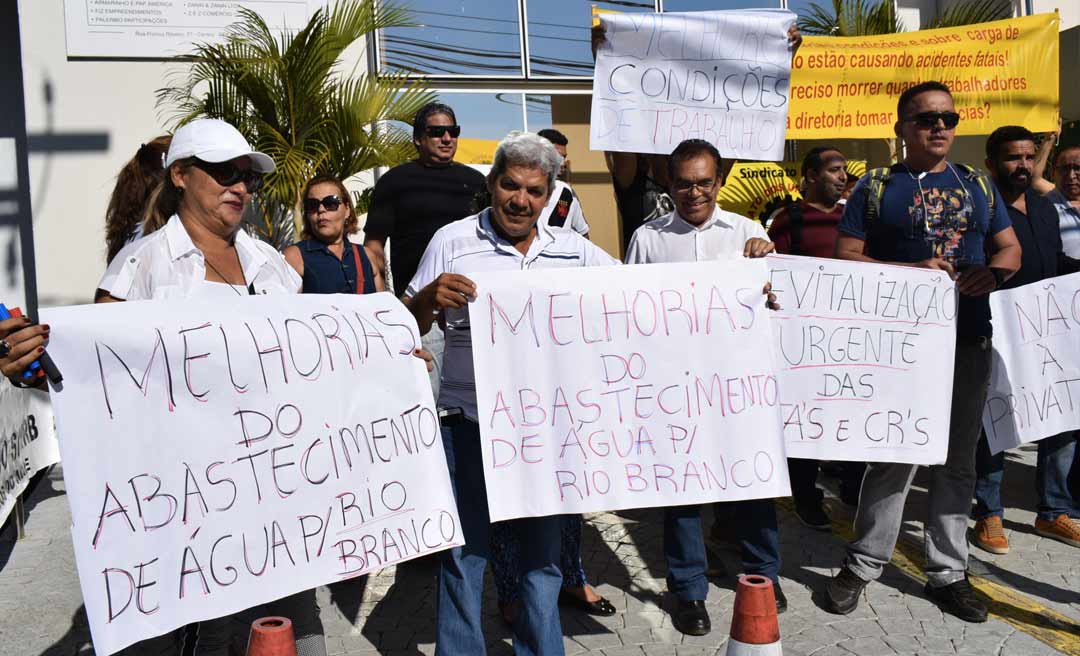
[2,445,1078,656]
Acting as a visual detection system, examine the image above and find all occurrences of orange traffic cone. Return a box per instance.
[726,575,782,655]
[246,616,297,656]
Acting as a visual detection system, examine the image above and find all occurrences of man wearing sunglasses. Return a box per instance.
[364,102,487,396]
[826,81,1021,623]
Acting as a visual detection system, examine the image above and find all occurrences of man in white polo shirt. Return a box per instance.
[625,138,783,636]
[404,131,618,656]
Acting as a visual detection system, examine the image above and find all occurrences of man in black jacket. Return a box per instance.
[971,126,1080,556]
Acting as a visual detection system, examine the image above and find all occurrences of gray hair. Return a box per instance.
[488,131,564,191]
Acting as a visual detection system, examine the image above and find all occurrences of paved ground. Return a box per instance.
[2,445,1079,656]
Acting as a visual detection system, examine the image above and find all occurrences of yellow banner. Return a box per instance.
[787,13,1059,139]
[455,137,499,165]
[718,160,866,222]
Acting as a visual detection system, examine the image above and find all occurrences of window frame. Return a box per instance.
[373,0,799,82]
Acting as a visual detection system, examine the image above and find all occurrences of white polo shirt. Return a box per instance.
[624,206,768,264]
[539,180,590,236]
[406,208,618,421]
[99,214,301,300]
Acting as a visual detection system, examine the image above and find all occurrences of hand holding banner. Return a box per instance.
[469,260,790,523]
[41,294,461,655]
[590,10,795,161]
[767,255,958,465]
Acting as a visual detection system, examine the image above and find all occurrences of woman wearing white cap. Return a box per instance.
[95,118,323,655]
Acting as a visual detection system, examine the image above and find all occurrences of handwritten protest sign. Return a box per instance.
[0,385,59,526]
[767,255,957,465]
[469,260,789,522]
[787,13,1059,139]
[983,273,1080,454]
[40,295,460,655]
[590,10,795,161]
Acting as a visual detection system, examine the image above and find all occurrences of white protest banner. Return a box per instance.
[983,272,1080,454]
[469,260,789,523]
[590,9,794,160]
[0,384,59,526]
[767,255,958,465]
[40,294,460,655]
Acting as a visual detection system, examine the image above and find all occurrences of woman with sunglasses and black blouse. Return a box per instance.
[283,175,385,294]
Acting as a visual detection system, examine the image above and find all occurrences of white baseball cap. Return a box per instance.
[165,118,276,173]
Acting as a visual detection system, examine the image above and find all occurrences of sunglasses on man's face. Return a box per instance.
[191,158,264,193]
[904,111,961,130]
[303,195,344,215]
[424,125,461,139]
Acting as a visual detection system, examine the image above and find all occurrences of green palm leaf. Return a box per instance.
[156,0,432,249]
[926,0,1012,29]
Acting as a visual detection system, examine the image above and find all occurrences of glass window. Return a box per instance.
[524,94,554,130]
[525,0,654,77]
[662,0,782,10]
[380,0,523,76]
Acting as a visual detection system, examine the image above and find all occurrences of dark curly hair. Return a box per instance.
[300,175,359,241]
[104,136,171,263]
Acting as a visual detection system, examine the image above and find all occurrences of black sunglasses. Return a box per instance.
[904,111,960,130]
[424,125,461,139]
[303,194,344,215]
[191,158,264,193]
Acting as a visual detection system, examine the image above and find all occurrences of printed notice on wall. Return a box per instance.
[40,294,460,655]
[63,1,327,58]
[469,260,790,523]
[767,255,958,465]
[983,272,1080,454]
[590,9,795,161]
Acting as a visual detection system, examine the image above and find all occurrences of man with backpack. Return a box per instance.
[823,81,1021,623]
[767,146,866,530]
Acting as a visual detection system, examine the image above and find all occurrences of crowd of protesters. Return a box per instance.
[2,66,1080,655]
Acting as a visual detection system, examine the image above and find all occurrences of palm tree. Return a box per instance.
[157,1,435,248]
[798,0,1013,36]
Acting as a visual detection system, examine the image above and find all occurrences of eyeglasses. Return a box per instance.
[303,194,344,215]
[424,125,461,139]
[191,158,264,193]
[672,179,717,194]
[903,111,960,130]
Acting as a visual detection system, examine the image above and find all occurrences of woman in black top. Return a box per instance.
[284,175,384,294]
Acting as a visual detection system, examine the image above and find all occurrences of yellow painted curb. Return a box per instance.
[776,498,1080,655]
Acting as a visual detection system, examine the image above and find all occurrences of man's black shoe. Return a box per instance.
[774,581,788,614]
[672,599,711,636]
[924,578,988,623]
[794,501,831,531]
[824,567,867,615]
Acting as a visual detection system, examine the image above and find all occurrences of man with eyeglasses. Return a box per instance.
[1033,142,1080,258]
[364,102,486,396]
[824,81,1021,623]
[624,139,784,636]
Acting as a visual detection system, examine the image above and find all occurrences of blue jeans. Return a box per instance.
[974,430,1079,522]
[666,499,781,602]
[491,515,588,604]
[436,421,565,656]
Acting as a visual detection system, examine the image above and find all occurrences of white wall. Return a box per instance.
[19,0,181,307]
[1032,0,1080,30]
[18,1,372,308]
